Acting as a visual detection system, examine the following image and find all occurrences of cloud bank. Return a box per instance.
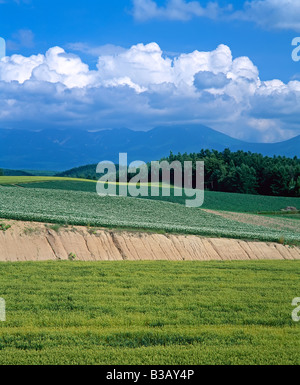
[0,42,299,142]
[132,0,229,22]
[132,0,300,32]
[238,0,300,32]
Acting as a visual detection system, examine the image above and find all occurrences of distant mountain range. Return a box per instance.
[0,125,299,171]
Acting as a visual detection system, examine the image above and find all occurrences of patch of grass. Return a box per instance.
[87,227,99,235]
[46,224,63,233]
[68,253,77,261]
[277,237,300,247]
[0,261,299,365]
[23,227,40,236]
[0,222,11,232]
[45,222,69,233]
[287,240,300,248]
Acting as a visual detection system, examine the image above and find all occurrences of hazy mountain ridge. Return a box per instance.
[0,125,299,171]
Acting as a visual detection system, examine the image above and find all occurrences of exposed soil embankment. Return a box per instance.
[0,220,299,262]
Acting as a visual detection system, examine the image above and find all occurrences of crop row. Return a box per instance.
[16,179,300,214]
[0,186,299,243]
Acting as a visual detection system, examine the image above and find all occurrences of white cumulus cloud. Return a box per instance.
[0,42,299,142]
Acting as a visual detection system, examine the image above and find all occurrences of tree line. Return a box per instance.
[162,149,300,197]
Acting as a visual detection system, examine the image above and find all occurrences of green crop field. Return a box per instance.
[9,177,299,214]
[0,261,299,365]
[0,176,96,185]
[0,185,299,243]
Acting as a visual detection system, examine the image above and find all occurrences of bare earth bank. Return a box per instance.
[0,219,299,262]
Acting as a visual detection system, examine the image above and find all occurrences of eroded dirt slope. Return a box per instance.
[0,219,299,262]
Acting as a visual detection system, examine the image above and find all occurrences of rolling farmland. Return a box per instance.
[0,177,299,366]
[9,177,300,214]
[1,0,299,368]
[0,184,299,243]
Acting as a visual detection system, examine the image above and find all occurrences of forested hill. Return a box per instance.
[56,149,300,198]
[56,164,98,179]
[164,149,300,197]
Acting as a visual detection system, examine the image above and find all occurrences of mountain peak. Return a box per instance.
[0,125,298,170]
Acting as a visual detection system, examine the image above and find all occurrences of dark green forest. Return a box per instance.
[163,149,300,197]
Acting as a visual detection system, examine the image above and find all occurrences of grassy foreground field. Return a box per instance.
[0,261,299,365]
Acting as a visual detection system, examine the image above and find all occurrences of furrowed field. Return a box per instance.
[0,261,299,365]
[12,177,300,213]
[0,184,299,243]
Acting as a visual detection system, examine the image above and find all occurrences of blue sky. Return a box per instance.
[1,0,298,81]
[0,0,300,143]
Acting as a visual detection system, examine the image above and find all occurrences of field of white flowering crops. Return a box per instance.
[0,185,299,243]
